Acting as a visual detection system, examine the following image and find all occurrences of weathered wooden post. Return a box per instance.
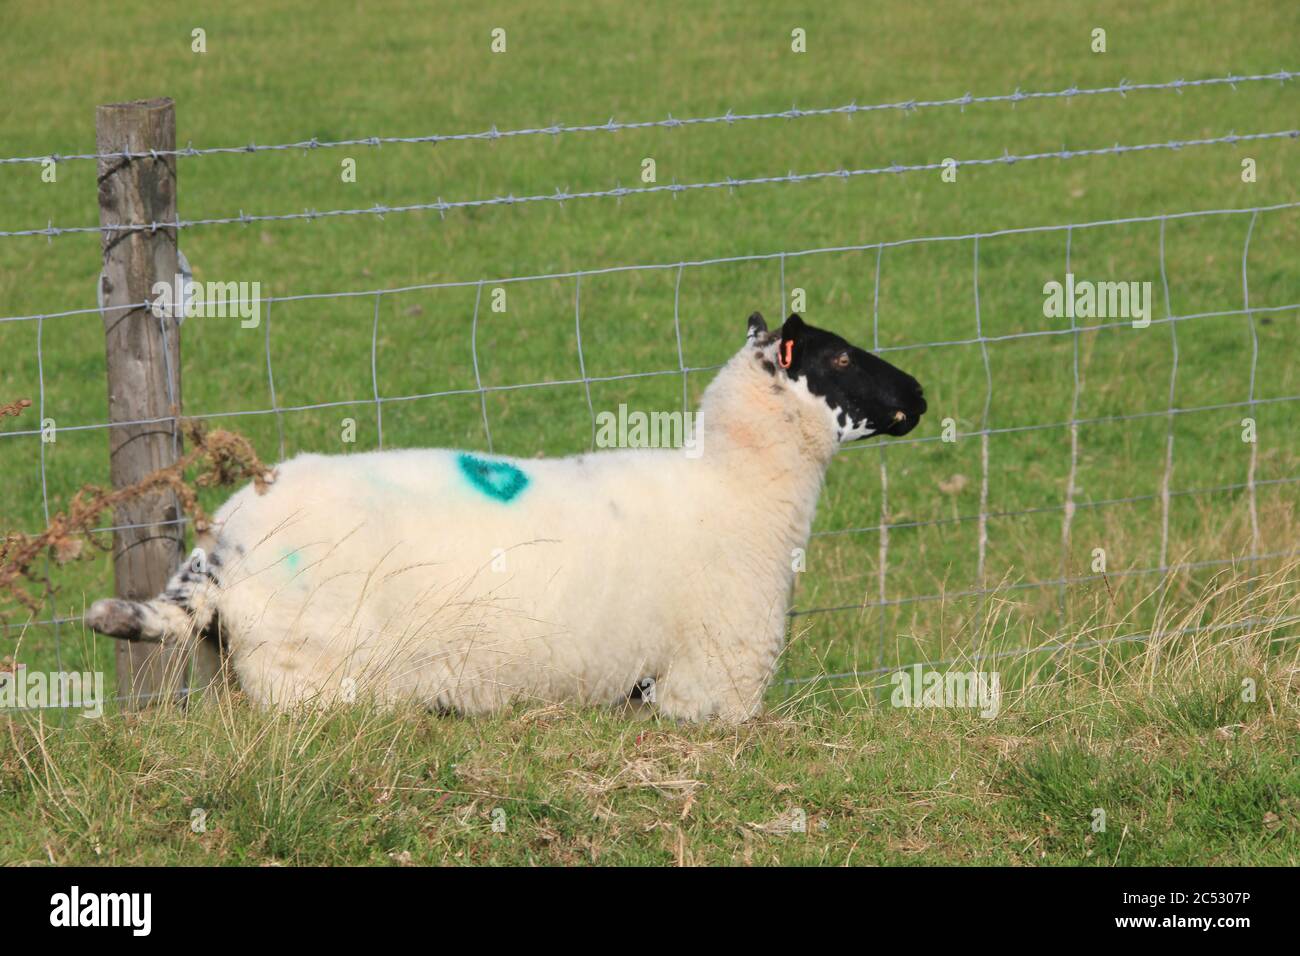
[96,98,192,707]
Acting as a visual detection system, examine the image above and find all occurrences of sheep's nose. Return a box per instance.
[893,391,927,420]
[886,391,926,435]
[888,414,919,437]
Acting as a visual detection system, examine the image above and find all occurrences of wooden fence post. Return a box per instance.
[96,98,197,707]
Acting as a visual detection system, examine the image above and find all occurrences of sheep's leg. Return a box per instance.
[652,616,782,723]
[652,657,767,724]
[85,544,220,646]
[653,678,763,724]
[84,597,191,643]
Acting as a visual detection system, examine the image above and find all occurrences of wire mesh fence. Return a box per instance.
[1,69,1298,709]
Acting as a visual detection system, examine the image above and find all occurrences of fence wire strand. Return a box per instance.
[2,69,1293,167]
[2,129,1296,240]
[7,200,1299,327]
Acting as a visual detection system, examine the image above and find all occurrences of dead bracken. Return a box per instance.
[0,398,33,419]
[0,414,272,619]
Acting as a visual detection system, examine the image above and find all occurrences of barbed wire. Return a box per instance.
[2,128,1295,240]
[2,70,1293,168]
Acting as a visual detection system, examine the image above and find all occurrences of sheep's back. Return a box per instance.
[207,446,725,708]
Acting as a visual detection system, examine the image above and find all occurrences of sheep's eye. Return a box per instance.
[834,352,851,369]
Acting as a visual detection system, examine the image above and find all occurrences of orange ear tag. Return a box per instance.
[778,339,794,369]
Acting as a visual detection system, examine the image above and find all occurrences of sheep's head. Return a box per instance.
[747,312,927,441]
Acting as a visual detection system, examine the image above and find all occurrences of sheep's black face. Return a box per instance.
[750,312,927,440]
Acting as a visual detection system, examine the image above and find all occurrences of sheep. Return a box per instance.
[86,312,927,722]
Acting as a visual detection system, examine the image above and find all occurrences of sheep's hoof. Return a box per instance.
[85,599,151,642]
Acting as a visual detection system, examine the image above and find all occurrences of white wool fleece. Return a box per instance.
[180,335,838,721]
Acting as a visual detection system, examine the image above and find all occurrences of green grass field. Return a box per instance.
[4,575,1298,865]
[1,0,1297,864]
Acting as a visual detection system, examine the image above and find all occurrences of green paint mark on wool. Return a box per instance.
[457,453,529,503]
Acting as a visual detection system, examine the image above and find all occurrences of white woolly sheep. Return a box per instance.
[87,312,927,722]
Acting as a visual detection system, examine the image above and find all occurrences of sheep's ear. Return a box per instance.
[746,311,767,341]
[778,313,806,370]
